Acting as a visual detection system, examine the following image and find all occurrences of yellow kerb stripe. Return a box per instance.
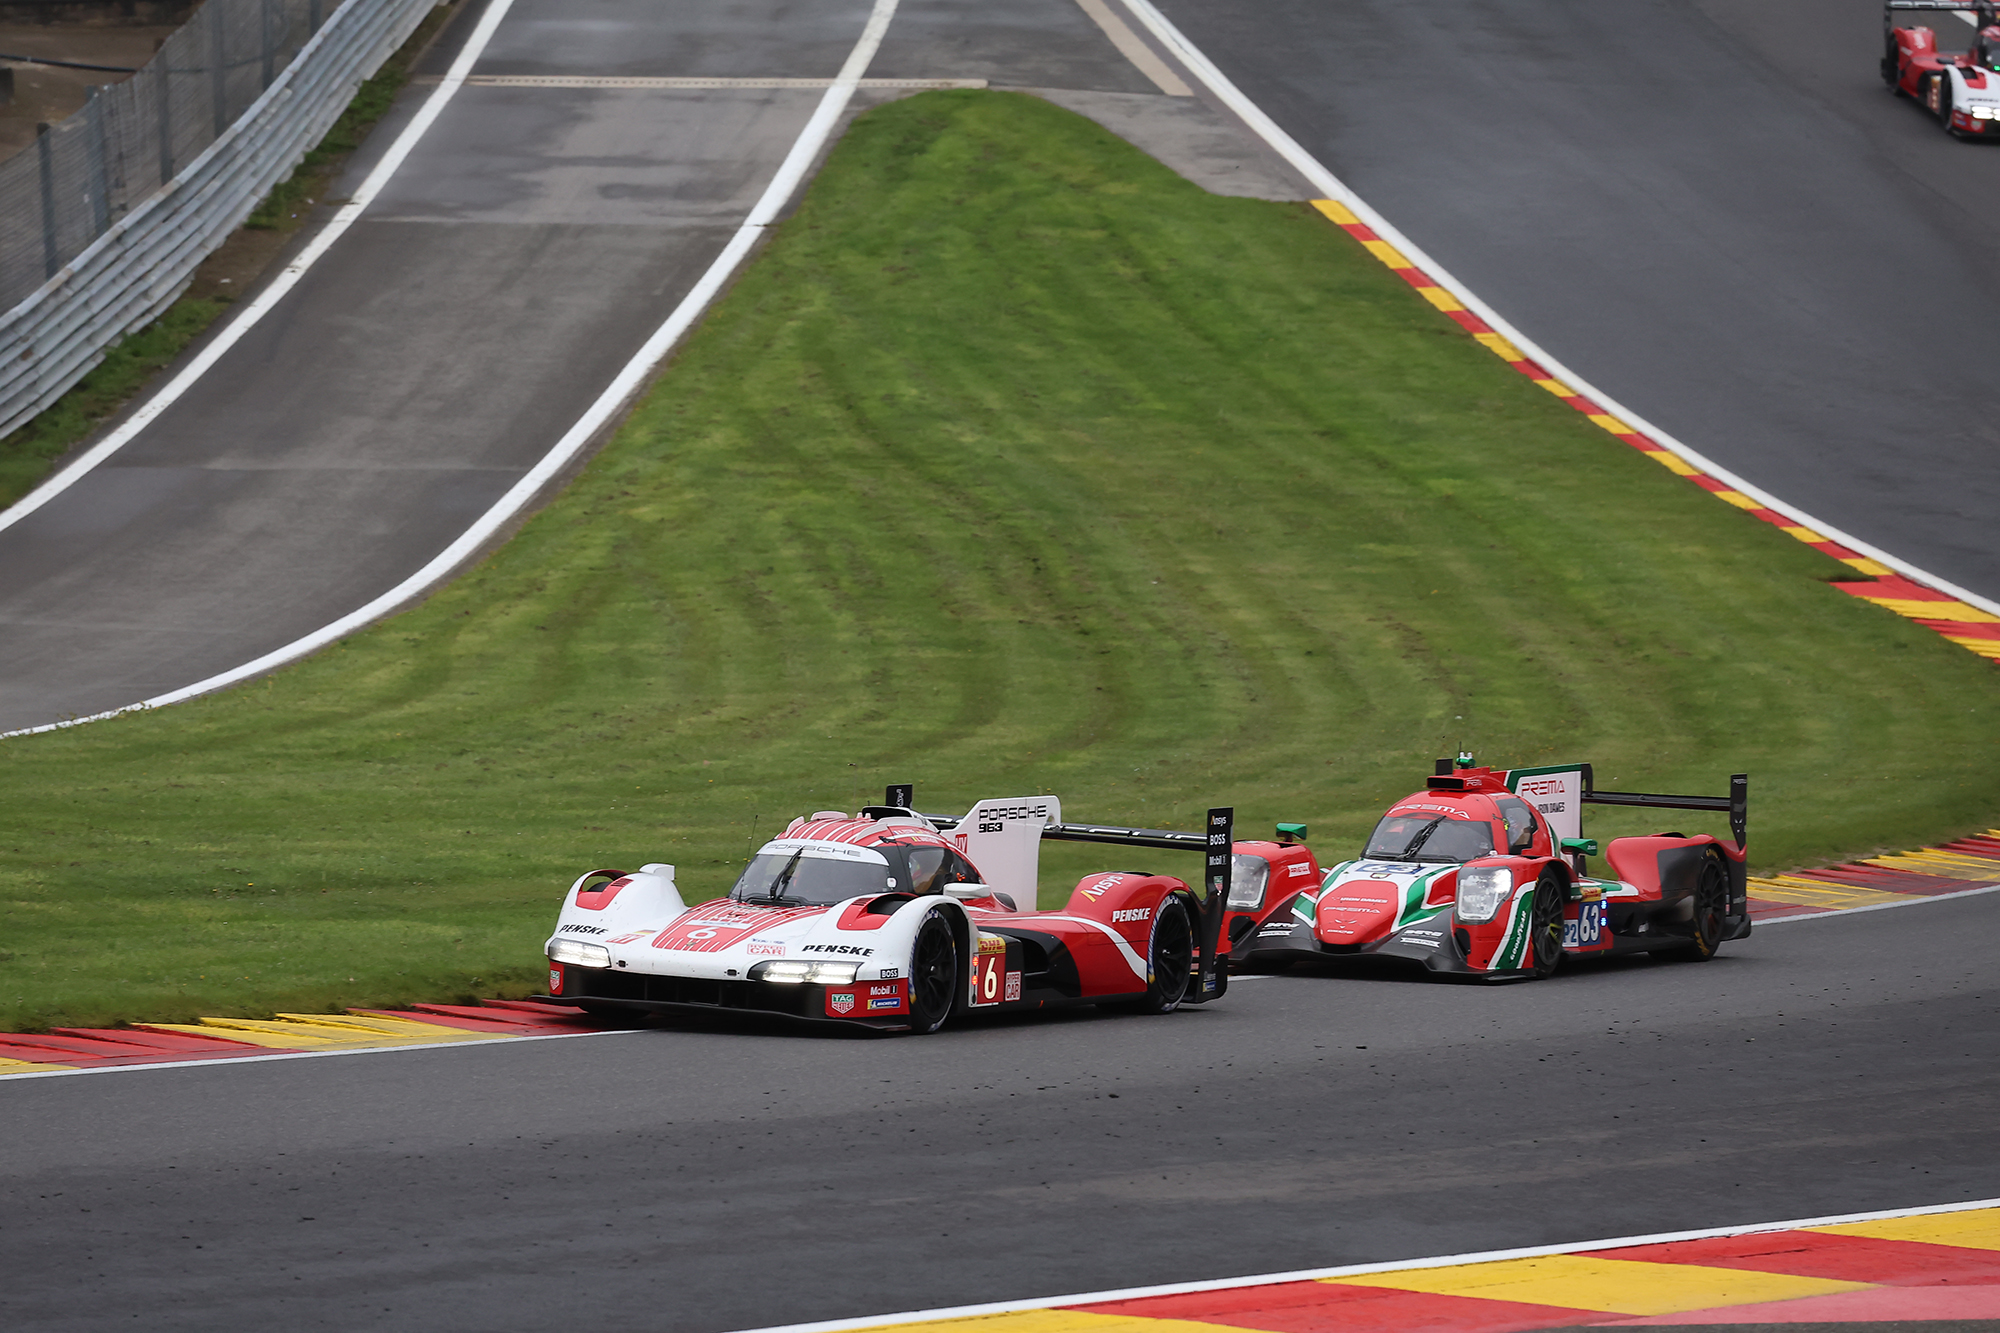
[1642,450,1700,476]
[1840,557,1895,576]
[1311,198,1360,225]
[1360,239,1413,268]
[862,1311,1241,1333]
[1416,285,1465,312]
[1813,1207,2000,1250]
[0,1056,74,1074]
[1781,525,1827,542]
[1321,1254,1870,1317]
[1586,413,1630,433]
[1852,597,2000,623]
[1534,378,1577,398]
[1859,850,2000,881]
[1746,876,1911,909]
[1473,332,1523,360]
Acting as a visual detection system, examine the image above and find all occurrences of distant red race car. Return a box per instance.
[1227,757,1750,981]
[541,786,1245,1032]
[1884,0,2000,136]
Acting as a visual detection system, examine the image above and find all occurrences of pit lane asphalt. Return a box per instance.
[1153,0,2000,604]
[2,899,1994,1331]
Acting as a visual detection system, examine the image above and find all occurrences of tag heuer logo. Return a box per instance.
[829,992,856,1014]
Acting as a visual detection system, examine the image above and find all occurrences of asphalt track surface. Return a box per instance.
[0,0,1177,734]
[3,2,1998,1328]
[1,899,1994,1331]
[1154,0,2000,607]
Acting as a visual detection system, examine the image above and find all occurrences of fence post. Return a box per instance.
[210,4,229,138]
[85,86,111,238]
[154,62,174,190]
[260,0,277,87]
[36,122,59,280]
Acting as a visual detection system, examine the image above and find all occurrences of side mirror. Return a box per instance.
[1560,838,1599,856]
[1275,822,1308,843]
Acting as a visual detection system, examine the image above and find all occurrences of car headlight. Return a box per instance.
[1228,853,1271,910]
[1977,105,1996,119]
[749,960,861,985]
[548,939,611,968]
[1454,867,1515,924]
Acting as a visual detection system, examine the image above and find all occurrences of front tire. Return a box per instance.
[904,910,958,1034]
[1660,852,1728,962]
[1528,869,1566,979]
[1105,897,1195,1014]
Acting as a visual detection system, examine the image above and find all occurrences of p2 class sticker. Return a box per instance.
[1562,900,1604,949]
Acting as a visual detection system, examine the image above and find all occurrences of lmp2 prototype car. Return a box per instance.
[1229,757,1750,981]
[541,787,1245,1033]
[1884,0,2000,136]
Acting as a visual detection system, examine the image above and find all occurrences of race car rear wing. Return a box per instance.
[881,786,1232,1004]
[1498,762,1745,851]
[1886,1,1997,32]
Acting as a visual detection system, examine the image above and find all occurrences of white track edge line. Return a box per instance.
[0,0,522,539]
[0,1022,641,1081]
[1,0,902,740]
[1750,877,2000,924]
[1116,0,2000,622]
[723,1195,2000,1333]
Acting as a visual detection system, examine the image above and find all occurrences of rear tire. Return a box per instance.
[904,910,958,1034]
[1660,852,1728,962]
[1104,897,1195,1013]
[1528,869,1566,980]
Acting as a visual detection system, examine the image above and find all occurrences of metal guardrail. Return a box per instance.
[0,0,435,438]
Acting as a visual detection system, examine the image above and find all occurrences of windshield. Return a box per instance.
[1362,813,1496,864]
[729,849,891,906]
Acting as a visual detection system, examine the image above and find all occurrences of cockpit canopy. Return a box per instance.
[1363,812,1496,864]
[727,839,988,906]
[730,843,892,906]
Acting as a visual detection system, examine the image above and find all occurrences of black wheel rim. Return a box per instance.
[910,917,955,1021]
[1533,877,1564,971]
[1154,902,1194,1003]
[1694,863,1726,951]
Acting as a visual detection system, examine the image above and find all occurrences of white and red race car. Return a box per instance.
[1883,0,2000,136]
[541,787,1239,1032]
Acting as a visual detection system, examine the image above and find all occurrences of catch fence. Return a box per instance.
[0,0,435,436]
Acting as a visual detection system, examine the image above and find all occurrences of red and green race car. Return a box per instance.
[1227,757,1750,980]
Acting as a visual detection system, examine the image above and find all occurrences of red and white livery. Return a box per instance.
[1883,1,2000,136]
[542,786,1240,1032]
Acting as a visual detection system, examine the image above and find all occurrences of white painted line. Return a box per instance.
[1115,0,2000,622]
[0,1023,643,1082]
[722,1195,2000,1333]
[1072,0,1191,96]
[1,0,904,740]
[0,0,524,540]
[460,75,984,89]
[1752,878,2000,924]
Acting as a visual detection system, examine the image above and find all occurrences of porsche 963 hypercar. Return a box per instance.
[542,787,1249,1032]
[1230,758,1750,980]
[1884,0,2000,136]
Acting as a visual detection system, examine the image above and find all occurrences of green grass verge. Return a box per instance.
[0,90,1993,1032]
[0,3,451,511]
